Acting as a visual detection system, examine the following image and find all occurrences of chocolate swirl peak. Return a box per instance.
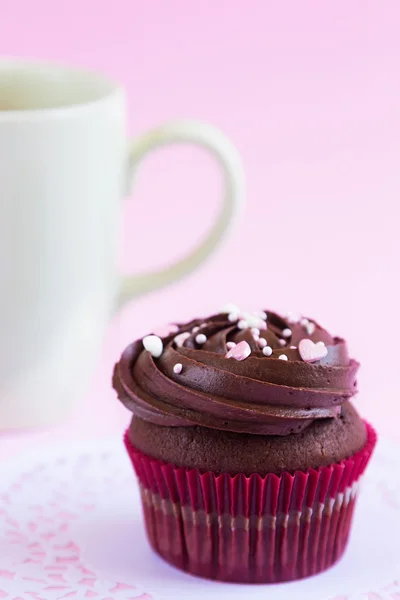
[113,307,359,436]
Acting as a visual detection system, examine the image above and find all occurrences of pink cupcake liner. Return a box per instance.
[124,422,377,583]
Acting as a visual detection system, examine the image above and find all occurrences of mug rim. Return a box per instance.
[0,57,123,119]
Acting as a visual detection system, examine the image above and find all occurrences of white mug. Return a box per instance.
[0,59,245,430]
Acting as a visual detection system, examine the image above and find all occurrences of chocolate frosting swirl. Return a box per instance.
[113,309,359,436]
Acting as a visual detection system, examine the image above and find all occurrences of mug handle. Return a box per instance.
[116,120,245,308]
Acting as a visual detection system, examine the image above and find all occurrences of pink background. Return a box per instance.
[1,1,399,456]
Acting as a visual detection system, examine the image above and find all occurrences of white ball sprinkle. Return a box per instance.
[279,354,288,361]
[226,341,236,349]
[263,346,273,356]
[301,318,309,326]
[282,328,292,338]
[238,319,249,329]
[195,333,207,345]
[251,327,260,336]
[279,339,286,346]
[290,345,297,349]
[258,338,267,348]
[173,363,183,374]
[256,310,268,320]
[192,326,200,333]
[228,311,240,322]
[142,335,163,358]
[246,315,266,329]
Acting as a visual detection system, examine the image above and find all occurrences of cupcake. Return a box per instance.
[113,307,376,583]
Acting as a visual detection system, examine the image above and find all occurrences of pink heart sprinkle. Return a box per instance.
[225,340,251,361]
[299,339,328,363]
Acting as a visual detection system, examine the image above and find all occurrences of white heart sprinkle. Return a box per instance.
[306,322,316,335]
[279,354,288,361]
[173,363,183,374]
[298,339,328,363]
[282,328,292,338]
[225,340,251,361]
[195,333,207,345]
[142,335,163,358]
[174,332,190,347]
[262,346,273,356]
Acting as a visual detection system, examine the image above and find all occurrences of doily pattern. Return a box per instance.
[0,437,399,600]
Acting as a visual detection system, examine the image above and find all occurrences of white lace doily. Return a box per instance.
[0,435,400,600]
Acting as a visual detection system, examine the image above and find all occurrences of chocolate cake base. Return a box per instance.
[128,401,366,475]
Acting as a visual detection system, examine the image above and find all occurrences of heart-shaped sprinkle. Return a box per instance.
[152,323,179,338]
[298,339,328,363]
[225,340,251,361]
[300,318,316,336]
[142,335,163,358]
[306,322,316,335]
[174,332,190,347]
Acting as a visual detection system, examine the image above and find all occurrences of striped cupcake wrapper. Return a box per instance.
[125,422,377,583]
